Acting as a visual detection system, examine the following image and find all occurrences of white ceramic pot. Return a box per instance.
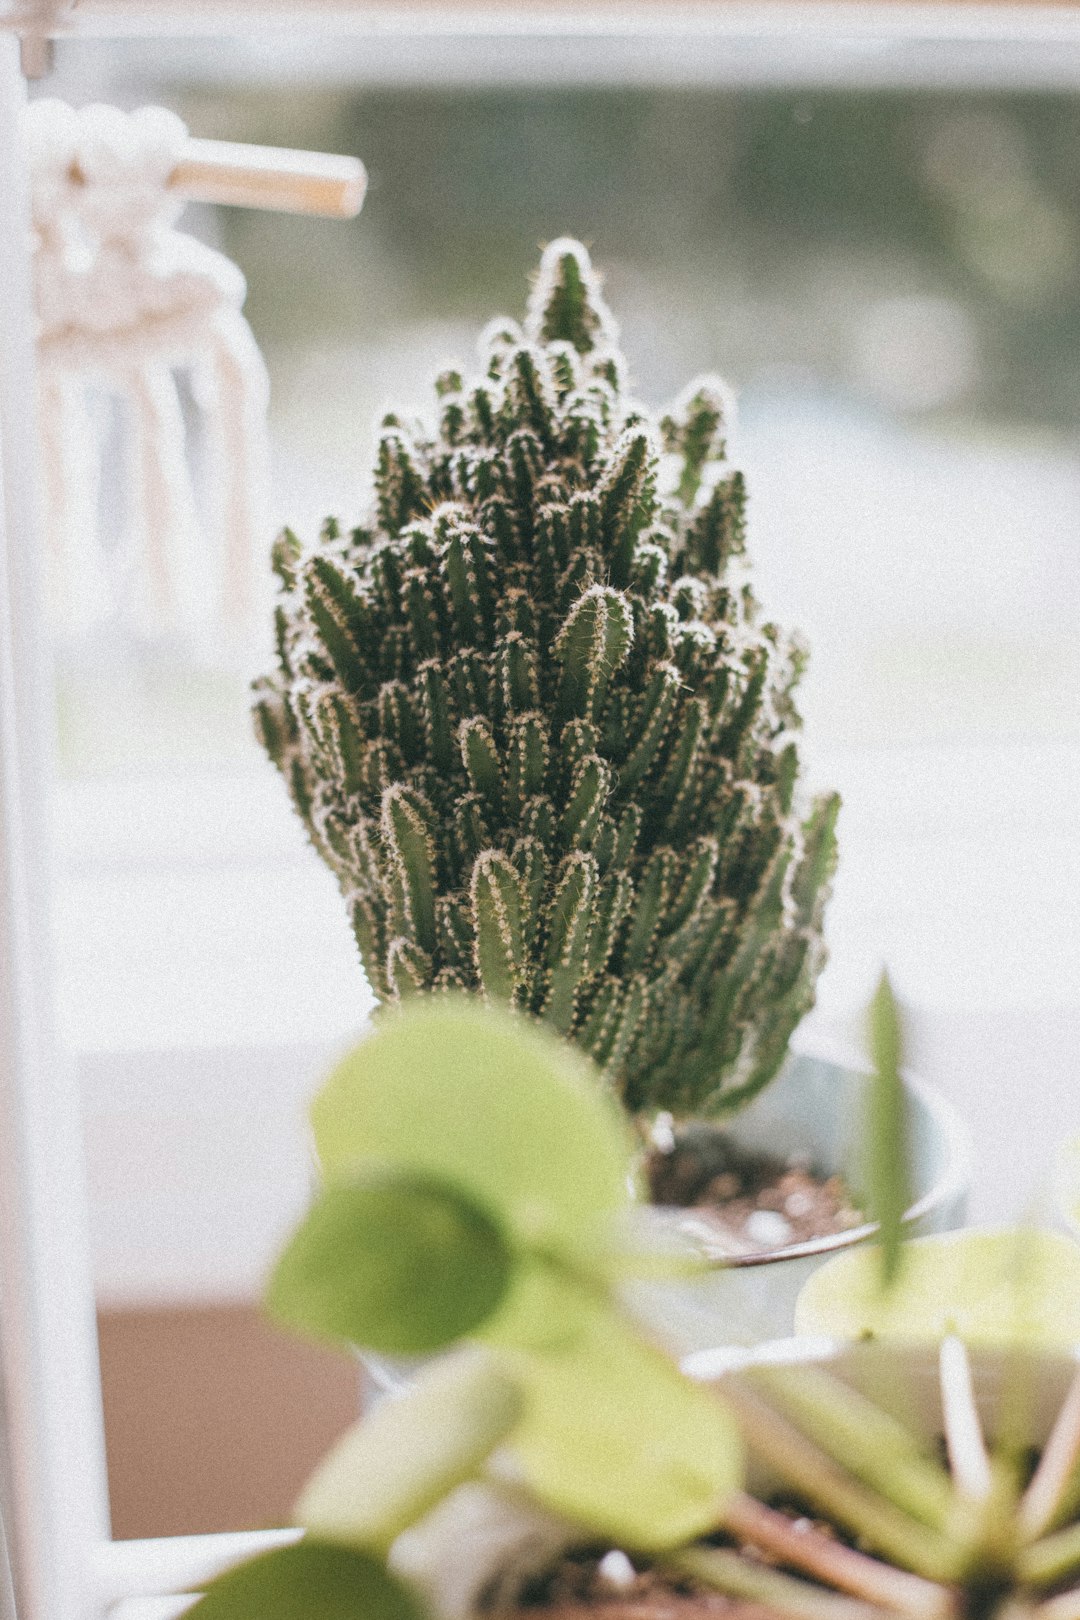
[686,1333,1080,1477]
[623,1048,970,1356]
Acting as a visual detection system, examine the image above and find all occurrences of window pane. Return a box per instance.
[35,35,1080,1537]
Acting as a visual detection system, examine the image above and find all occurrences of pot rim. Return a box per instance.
[683,1328,1080,1458]
[654,1055,972,1272]
[681,1331,1080,1414]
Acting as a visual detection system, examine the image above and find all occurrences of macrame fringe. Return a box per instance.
[25,97,272,650]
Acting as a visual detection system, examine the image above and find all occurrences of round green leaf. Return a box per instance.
[185,1540,425,1620]
[267,1168,514,1354]
[311,999,633,1264]
[796,1228,1080,1348]
[501,1292,742,1549]
[478,1253,596,1354]
[297,1346,524,1552]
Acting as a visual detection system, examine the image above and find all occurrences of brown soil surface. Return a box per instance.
[518,1599,767,1619]
[512,1558,773,1620]
[646,1126,862,1257]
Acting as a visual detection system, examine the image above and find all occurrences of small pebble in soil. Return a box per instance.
[650,1112,677,1155]
[744,1210,794,1249]
[597,1552,637,1591]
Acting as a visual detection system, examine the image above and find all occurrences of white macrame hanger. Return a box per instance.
[21,90,366,652]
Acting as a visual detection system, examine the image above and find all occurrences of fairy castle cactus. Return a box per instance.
[254,239,839,1120]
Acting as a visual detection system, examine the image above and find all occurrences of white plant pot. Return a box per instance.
[624,1048,970,1356]
[686,1333,1080,1478]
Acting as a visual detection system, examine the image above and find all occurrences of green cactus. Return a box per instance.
[254,238,839,1121]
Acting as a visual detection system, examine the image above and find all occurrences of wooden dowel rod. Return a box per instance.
[73,136,367,219]
[172,137,366,217]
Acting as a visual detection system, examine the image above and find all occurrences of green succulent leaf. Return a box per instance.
[863,970,912,1289]
[500,1293,742,1549]
[266,1166,514,1354]
[470,851,527,1001]
[297,1347,524,1553]
[184,1540,426,1620]
[310,998,633,1264]
[474,1247,600,1356]
[796,1228,1080,1348]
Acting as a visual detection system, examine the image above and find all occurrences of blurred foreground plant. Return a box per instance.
[188,1001,1080,1620]
[189,998,743,1619]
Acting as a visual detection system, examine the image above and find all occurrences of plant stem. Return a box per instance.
[746,1366,954,1530]
[1020,1522,1080,1590]
[939,1338,992,1503]
[1035,1586,1080,1620]
[1021,1371,1080,1542]
[722,1491,956,1620]
[864,968,910,1288]
[996,1600,1038,1620]
[672,1545,891,1620]
[722,1383,963,1583]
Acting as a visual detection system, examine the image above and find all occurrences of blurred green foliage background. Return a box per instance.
[200,85,1080,425]
[41,54,1080,769]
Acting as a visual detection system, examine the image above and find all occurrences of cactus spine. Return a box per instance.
[255,239,839,1120]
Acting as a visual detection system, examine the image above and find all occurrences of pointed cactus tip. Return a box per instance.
[526,236,618,355]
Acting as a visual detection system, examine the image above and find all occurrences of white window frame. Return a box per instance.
[0,43,111,1619]
[1,6,1079,1617]
[0,33,297,1619]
